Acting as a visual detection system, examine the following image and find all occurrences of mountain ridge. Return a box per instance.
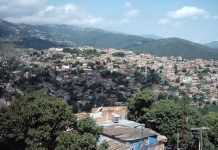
[205,41,218,49]
[140,34,163,40]
[1,19,218,60]
[126,38,218,60]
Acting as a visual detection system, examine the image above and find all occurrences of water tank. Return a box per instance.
[113,114,121,123]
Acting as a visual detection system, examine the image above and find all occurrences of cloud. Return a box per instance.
[0,0,45,18]
[6,4,103,26]
[125,9,139,17]
[5,4,130,28]
[1,1,131,29]
[167,6,206,19]
[125,2,132,7]
[158,6,218,26]
[0,0,44,6]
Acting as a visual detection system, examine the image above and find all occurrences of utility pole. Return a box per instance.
[191,127,209,150]
[177,129,180,150]
[179,97,189,150]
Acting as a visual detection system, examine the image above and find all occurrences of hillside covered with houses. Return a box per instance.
[0,46,217,111]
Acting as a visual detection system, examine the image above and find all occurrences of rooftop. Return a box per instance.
[98,135,131,150]
[91,106,127,113]
[98,119,142,128]
[102,125,157,142]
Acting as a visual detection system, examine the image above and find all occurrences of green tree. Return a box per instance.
[134,69,145,82]
[128,88,156,122]
[55,131,81,150]
[0,92,77,149]
[198,73,204,80]
[112,52,125,57]
[176,77,180,83]
[186,107,216,150]
[147,99,214,149]
[147,100,181,143]
[182,68,187,73]
[145,68,161,85]
[106,57,111,63]
[79,133,97,150]
[157,92,168,100]
[204,112,218,149]
[0,92,103,150]
[55,131,98,150]
[98,141,109,150]
[77,117,102,139]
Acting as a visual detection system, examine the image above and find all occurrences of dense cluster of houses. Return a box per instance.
[32,46,218,105]
[0,46,217,109]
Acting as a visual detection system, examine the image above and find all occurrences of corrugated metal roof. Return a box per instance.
[103,125,157,141]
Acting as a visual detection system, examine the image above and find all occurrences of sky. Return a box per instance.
[0,0,218,43]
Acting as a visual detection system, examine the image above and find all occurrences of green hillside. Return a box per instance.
[126,38,218,60]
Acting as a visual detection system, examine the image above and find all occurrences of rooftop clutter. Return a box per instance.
[88,106,167,150]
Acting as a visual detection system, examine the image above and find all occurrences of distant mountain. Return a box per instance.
[205,41,218,49]
[0,19,59,50]
[18,24,154,49]
[126,38,218,60]
[140,34,162,40]
[0,19,22,38]
[1,19,218,60]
